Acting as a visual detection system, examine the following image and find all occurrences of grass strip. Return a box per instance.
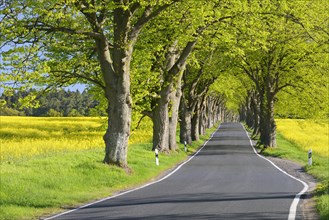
[260,132,329,220]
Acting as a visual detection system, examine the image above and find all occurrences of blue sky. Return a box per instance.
[66,83,87,92]
[1,43,88,93]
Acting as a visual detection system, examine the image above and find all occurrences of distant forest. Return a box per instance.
[0,89,105,117]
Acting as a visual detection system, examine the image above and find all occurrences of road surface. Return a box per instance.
[48,123,306,220]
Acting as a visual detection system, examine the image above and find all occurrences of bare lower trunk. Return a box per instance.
[191,102,200,141]
[199,100,207,135]
[103,94,131,167]
[250,92,260,136]
[240,104,247,123]
[220,106,225,122]
[100,44,132,167]
[179,98,193,145]
[259,96,276,148]
[207,97,214,128]
[215,105,221,123]
[169,74,182,151]
[243,94,252,127]
[199,112,205,135]
[152,85,171,152]
[269,99,276,147]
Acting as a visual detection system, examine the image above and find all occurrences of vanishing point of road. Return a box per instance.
[47,123,307,220]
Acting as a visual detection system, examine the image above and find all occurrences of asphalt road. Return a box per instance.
[48,123,306,220]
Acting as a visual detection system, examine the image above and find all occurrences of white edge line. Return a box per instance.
[45,125,221,220]
[241,123,309,220]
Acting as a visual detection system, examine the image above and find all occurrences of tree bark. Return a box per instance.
[243,93,251,127]
[211,98,219,126]
[259,92,276,148]
[169,73,183,151]
[98,38,132,167]
[152,84,171,152]
[270,99,277,147]
[191,103,200,141]
[179,96,193,145]
[206,97,214,128]
[95,6,137,166]
[199,97,207,135]
[251,92,260,136]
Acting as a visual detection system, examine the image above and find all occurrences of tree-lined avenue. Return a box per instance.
[48,123,305,220]
[2,1,328,167]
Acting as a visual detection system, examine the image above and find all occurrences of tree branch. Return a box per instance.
[133,114,146,131]
[168,40,197,76]
[51,69,105,90]
[142,110,153,119]
[26,24,102,39]
[129,1,181,42]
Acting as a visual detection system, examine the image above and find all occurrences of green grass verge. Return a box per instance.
[0,125,218,220]
[260,133,329,220]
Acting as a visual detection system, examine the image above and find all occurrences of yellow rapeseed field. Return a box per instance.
[276,119,329,157]
[0,116,152,162]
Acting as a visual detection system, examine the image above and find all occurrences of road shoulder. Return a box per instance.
[265,156,319,220]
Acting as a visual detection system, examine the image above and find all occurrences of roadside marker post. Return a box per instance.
[308,149,312,166]
[155,149,159,166]
[184,141,187,152]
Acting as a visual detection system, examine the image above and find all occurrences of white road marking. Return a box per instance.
[241,123,309,220]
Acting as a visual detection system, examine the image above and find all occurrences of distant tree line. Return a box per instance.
[0,89,105,117]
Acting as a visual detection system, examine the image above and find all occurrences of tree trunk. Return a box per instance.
[103,91,131,167]
[269,98,277,147]
[211,98,219,125]
[243,94,251,127]
[191,101,200,141]
[207,97,214,128]
[251,92,260,136]
[191,97,204,141]
[99,6,141,167]
[239,104,246,123]
[215,104,221,123]
[98,40,132,167]
[199,100,206,135]
[151,40,196,152]
[80,3,176,167]
[169,74,182,151]
[179,97,193,145]
[152,84,171,152]
[179,97,187,143]
[259,93,276,148]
